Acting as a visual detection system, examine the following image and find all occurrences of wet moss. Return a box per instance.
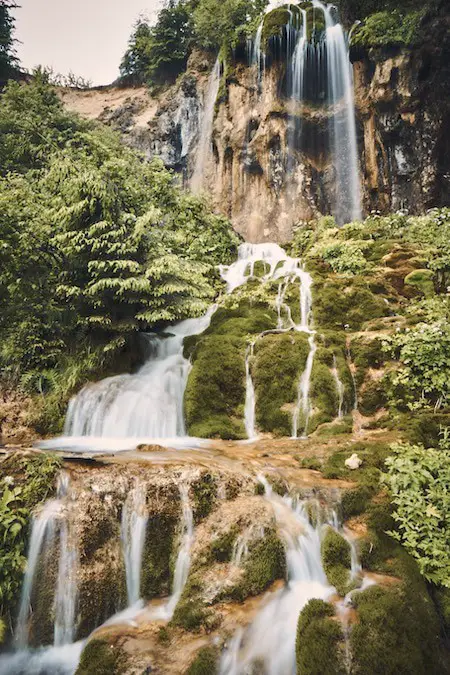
[209,526,239,563]
[404,269,435,296]
[262,7,291,46]
[296,599,346,675]
[341,485,374,520]
[228,531,286,601]
[191,472,218,522]
[77,560,126,639]
[141,514,177,598]
[75,638,127,675]
[186,646,219,675]
[359,379,387,416]
[315,417,353,438]
[321,527,352,596]
[171,578,208,632]
[184,335,246,440]
[299,456,322,471]
[253,332,310,436]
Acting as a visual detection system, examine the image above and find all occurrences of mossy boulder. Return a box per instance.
[75,638,127,675]
[296,599,346,675]
[312,278,388,330]
[228,531,286,601]
[191,472,218,522]
[253,332,310,436]
[262,7,291,47]
[186,646,219,675]
[305,6,326,42]
[184,334,246,440]
[171,578,209,632]
[321,527,353,596]
[350,583,442,675]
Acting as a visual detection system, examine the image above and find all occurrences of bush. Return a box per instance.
[352,9,425,47]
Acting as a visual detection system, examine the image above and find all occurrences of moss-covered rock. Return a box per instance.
[228,531,286,601]
[296,599,346,675]
[350,583,442,675]
[191,472,218,522]
[253,332,310,436]
[141,514,177,598]
[404,269,435,296]
[312,277,388,330]
[75,638,127,675]
[321,527,353,596]
[262,7,291,47]
[171,578,209,632]
[184,335,246,440]
[186,646,219,675]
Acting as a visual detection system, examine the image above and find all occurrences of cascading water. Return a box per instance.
[53,517,78,647]
[332,354,345,418]
[191,58,221,194]
[40,310,214,453]
[220,243,317,438]
[313,0,361,224]
[121,483,148,607]
[220,477,335,674]
[244,343,257,440]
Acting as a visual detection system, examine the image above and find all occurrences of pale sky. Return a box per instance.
[13,0,161,86]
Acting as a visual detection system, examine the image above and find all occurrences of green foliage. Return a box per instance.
[383,321,450,411]
[352,9,425,47]
[0,77,238,429]
[186,646,218,675]
[120,4,194,87]
[296,599,345,675]
[193,0,267,51]
[383,440,450,587]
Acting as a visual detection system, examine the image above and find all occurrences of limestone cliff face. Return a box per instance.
[60,31,449,243]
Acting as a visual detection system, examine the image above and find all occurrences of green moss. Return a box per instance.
[350,583,441,675]
[262,7,290,46]
[404,269,435,297]
[184,335,246,440]
[191,472,217,522]
[352,9,425,47]
[350,335,384,371]
[141,514,177,598]
[186,646,218,675]
[299,456,322,471]
[77,562,126,639]
[433,587,450,634]
[171,578,208,632]
[315,417,353,438]
[305,6,326,42]
[341,485,374,520]
[209,526,239,563]
[228,532,286,601]
[75,638,126,675]
[359,380,387,416]
[312,278,387,331]
[253,332,310,436]
[321,527,353,596]
[296,599,346,675]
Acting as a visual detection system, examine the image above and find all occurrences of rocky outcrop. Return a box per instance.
[60,19,449,244]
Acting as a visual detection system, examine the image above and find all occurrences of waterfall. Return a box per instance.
[251,21,265,89]
[40,310,214,453]
[165,482,194,617]
[53,518,78,647]
[219,477,334,675]
[191,58,221,193]
[292,333,317,439]
[332,355,345,418]
[314,0,361,224]
[15,501,59,648]
[121,483,148,607]
[244,343,257,440]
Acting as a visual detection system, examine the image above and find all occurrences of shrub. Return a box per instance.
[352,9,425,47]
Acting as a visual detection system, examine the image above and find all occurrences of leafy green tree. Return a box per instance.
[0,0,18,83]
[193,0,267,51]
[120,2,194,87]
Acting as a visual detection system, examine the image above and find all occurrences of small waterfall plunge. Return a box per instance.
[191,58,221,193]
[121,483,148,607]
[220,478,362,674]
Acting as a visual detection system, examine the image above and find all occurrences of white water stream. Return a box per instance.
[121,482,148,607]
[191,58,221,193]
[332,355,345,419]
[244,343,257,440]
[220,477,335,674]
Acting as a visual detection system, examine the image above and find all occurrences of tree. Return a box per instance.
[0,0,18,83]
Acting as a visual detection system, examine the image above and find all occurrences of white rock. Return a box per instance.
[345,453,363,470]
